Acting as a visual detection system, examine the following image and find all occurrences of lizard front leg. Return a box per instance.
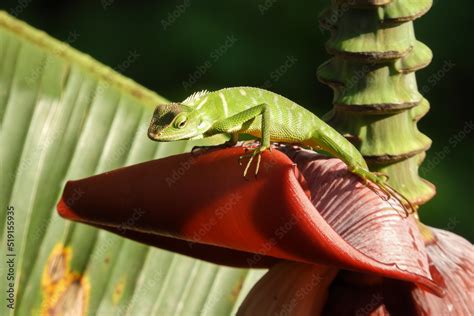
[211,103,271,177]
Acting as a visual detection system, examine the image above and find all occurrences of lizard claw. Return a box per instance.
[255,153,262,177]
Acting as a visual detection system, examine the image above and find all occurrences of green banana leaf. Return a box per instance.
[0,11,264,315]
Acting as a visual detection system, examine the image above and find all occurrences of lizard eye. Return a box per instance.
[174,115,187,129]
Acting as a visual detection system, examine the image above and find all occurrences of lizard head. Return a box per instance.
[148,103,212,141]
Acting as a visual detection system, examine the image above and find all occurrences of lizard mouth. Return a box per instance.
[147,129,201,142]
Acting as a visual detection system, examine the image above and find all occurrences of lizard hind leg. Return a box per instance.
[349,166,414,217]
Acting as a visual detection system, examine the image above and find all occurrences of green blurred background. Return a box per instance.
[2,0,473,241]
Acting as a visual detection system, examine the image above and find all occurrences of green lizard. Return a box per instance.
[147,87,412,213]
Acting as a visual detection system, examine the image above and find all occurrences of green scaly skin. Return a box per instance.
[148,87,389,186]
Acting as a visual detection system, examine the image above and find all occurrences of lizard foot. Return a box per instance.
[350,166,414,217]
[239,146,269,178]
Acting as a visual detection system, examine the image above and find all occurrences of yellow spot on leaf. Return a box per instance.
[40,244,90,316]
[112,278,126,304]
[230,276,245,303]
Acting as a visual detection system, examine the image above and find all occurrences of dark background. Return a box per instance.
[2,1,473,241]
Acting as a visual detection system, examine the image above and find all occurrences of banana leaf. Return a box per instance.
[0,11,263,315]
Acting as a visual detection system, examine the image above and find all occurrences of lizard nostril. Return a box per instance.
[148,128,158,138]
